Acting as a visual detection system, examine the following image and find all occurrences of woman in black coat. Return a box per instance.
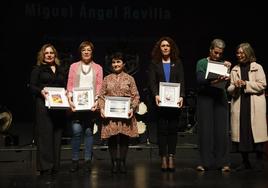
[29,43,67,176]
[148,36,185,172]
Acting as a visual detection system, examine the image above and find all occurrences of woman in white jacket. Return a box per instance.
[227,42,268,171]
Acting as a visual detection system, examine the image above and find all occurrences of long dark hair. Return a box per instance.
[151,36,181,63]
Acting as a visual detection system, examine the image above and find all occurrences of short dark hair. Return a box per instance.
[110,52,125,63]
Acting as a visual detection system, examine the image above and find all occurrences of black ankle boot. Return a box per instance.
[119,159,127,174]
[255,160,264,172]
[255,152,264,172]
[40,169,53,176]
[84,160,91,173]
[235,161,252,171]
[70,160,79,172]
[51,168,58,176]
[111,159,118,173]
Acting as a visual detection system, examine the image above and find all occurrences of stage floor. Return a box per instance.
[0,146,268,188]
[1,121,268,187]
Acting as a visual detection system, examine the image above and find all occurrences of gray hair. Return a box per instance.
[210,38,226,50]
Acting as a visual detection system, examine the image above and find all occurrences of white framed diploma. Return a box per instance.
[72,87,94,111]
[205,60,230,79]
[159,82,181,108]
[44,87,69,109]
[104,96,131,119]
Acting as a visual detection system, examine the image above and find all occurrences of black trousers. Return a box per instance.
[156,108,181,156]
[35,98,65,171]
[197,94,230,168]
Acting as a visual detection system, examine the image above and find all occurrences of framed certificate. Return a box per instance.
[205,60,229,79]
[159,82,180,108]
[104,96,131,119]
[44,87,69,109]
[73,87,94,111]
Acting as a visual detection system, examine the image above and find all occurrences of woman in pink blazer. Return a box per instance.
[67,41,103,173]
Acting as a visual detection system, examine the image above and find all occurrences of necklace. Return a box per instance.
[81,63,91,75]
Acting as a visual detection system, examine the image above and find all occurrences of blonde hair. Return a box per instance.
[37,43,60,66]
[237,42,256,62]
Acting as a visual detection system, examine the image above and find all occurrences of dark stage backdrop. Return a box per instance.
[1,1,267,138]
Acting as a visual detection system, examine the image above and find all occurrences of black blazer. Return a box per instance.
[148,60,185,98]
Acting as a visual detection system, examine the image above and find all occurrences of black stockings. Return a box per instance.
[108,134,129,160]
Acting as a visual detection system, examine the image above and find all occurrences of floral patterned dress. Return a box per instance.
[98,72,140,139]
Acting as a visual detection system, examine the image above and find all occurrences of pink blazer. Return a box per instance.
[67,61,103,96]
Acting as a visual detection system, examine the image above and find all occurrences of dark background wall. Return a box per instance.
[1,1,267,125]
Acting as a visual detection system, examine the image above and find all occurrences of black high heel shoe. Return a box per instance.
[167,154,175,172]
[161,156,168,172]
